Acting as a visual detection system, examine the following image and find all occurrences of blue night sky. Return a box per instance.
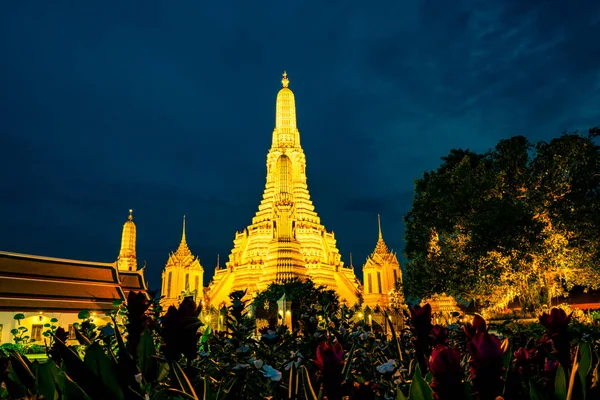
[1,1,599,290]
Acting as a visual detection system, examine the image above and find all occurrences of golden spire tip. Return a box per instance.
[281,71,289,88]
[377,214,382,240]
[128,209,133,221]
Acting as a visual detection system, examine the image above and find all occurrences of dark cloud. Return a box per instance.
[1,1,599,288]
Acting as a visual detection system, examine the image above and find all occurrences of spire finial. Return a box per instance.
[128,209,133,221]
[182,215,186,242]
[378,214,382,240]
[281,71,289,88]
[350,253,353,267]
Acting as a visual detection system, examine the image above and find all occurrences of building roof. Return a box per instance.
[0,251,146,312]
[119,269,149,297]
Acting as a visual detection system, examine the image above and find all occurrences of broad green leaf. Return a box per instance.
[555,365,567,400]
[171,362,199,399]
[8,350,36,390]
[577,342,592,399]
[78,310,90,320]
[75,327,92,345]
[36,360,59,400]
[84,342,125,400]
[409,364,433,400]
[341,342,356,382]
[137,328,156,377]
[424,372,433,384]
[6,367,28,398]
[53,335,115,400]
[57,371,92,400]
[396,387,408,400]
[529,378,545,400]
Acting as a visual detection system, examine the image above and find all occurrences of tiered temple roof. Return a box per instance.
[0,251,146,312]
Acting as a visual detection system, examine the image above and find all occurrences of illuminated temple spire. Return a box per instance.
[373,214,390,254]
[207,72,360,307]
[273,71,299,148]
[175,215,192,257]
[117,209,137,271]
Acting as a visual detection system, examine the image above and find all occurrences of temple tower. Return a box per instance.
[116,209,137,271]
[362,215,403,309]
[161,216,204,308]
[208,72,360,307]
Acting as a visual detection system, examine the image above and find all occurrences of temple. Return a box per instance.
[0,211,147,344]
[116,209,137,271]
[161,216,205,308]
[362,215,403,309]
[208,72,361,307]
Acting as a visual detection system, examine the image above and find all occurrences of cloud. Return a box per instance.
[1,0,599,289]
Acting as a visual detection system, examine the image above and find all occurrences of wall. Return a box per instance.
[0,311,111,345]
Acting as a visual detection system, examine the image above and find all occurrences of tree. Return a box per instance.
[252,278,340,325]
[404,129,600,313]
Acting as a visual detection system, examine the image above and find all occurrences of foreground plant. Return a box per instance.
[2,279,600,400]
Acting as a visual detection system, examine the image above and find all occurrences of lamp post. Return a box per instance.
[277,293,292,329]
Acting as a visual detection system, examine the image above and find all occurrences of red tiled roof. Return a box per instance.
[0,252,146,312]
[119,269,149,298]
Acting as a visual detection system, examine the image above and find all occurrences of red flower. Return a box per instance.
[539,308,572,369]
[543,358,559,374]
[410,303,433,374]
[314,341,344,372]
[539,308,571,335]
[410,304,433,332]
[468,332,505,400]
[431,325,449,346]
[315,341,345,400]
[429,345,462,400]
[469,332,504,368]
[464,314,487,339]
[513,347,539,375]
[430,345,461,376]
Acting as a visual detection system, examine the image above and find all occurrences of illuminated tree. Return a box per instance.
[404,128,600,313]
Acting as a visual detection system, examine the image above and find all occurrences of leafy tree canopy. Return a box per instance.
[404,128,600,313]
[252,278,341,320]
